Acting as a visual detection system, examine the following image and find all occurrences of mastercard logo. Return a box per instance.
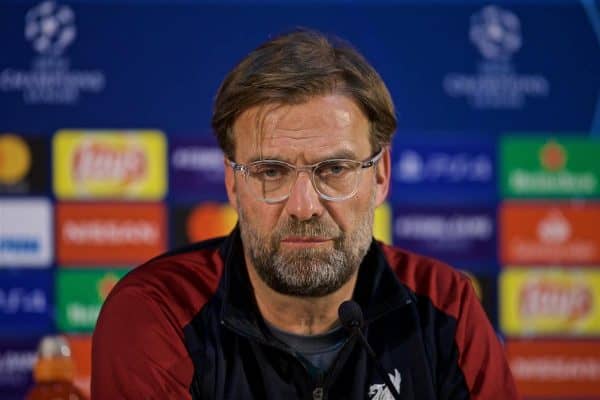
[186,203,238,242]
[0,134,31,184]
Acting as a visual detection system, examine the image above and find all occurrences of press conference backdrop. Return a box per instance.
[0,0,599,398]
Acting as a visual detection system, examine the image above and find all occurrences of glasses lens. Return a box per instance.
[247,162,294,201]
[314,160,360,199]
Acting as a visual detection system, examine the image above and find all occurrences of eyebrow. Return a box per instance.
[246,149,360,164]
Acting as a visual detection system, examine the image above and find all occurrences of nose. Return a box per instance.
[284,171,325,221]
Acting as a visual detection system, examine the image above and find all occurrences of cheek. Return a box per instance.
[327,196,371,232]
[331,179,377,230]
[238,194,282,231]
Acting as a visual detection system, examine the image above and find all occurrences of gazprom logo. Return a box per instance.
[395,214,493,241]
[394,149,492,183]
[172,146,223,173]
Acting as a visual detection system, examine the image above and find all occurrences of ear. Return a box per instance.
[374,147,391,207]
[224,157,238,210]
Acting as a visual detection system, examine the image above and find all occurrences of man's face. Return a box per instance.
[225,94,390,297]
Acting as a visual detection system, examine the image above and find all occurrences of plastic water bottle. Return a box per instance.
[25,335,87,400]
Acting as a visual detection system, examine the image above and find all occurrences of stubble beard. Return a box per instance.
[237,192,376,297]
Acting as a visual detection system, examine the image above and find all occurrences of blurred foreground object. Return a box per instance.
[25,335,87,400]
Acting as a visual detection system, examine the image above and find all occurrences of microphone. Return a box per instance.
[338,300,401,400]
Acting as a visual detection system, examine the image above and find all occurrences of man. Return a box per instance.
[92,30,518,399]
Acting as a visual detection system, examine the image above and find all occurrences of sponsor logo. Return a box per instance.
[53,130,166,200]
[443,5,549,109]
[57,269,128,332]
[56,203,166,265]
[395,214,492,241]
[172,146,223,174]
[537,210,570,244]
[501,204,599,264]
[0,134,48,194]
[394,207,496,264]
[72,142,147,184]
[0,350,36,376]
[171,202,237,248]
[0,288,47,314]
[185,203,237,242]
[62,220,159,245]
[0,238,40,253]
[25,1,76,56]
[519,281,592,320]
[0,134,31,185]
[469,5,521,62]
[502,137,599,197]
[0,271,53,335]
[0,198,52,267]
[169,138,227,200]
[395,208,496,264]
[0,1,106,105]
[500,269,600,336]
[540,141,566,172]
[512,356,600,381]
[506,340,600,397]
[368,369,401,400]
[0,348,36,387]
[394,150,492,183]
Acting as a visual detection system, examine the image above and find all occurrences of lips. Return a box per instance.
[281,237,331,246]
[282,236,329,242]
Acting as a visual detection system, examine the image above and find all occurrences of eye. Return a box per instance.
[318,161,354,178]
[328,165,345,175]
[251,163,289,181]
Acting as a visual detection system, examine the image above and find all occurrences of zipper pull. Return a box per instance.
[312,387,324,400]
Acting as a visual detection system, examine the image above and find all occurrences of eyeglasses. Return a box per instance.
[228,149,383,203]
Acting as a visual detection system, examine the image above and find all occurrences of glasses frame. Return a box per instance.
[228,148,384,203]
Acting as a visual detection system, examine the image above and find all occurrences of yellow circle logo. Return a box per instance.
[0,134,31,184]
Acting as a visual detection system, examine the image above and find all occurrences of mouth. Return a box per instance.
[281,237,332,247]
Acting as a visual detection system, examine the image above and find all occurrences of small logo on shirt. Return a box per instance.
[368,368,401,400]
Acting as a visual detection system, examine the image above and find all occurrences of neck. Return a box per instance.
[245,257,358,336]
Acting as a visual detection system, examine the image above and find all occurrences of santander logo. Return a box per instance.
[520,281,593,320]
[72,141,147,184]
[537,210,571,244]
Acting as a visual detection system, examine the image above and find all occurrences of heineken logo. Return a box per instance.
[539,141,566,172]
[502,137,599,198]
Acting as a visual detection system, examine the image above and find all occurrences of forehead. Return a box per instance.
[232,95,371,162]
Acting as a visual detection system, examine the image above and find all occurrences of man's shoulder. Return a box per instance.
[379,242,472,319]
[103,236,227,327]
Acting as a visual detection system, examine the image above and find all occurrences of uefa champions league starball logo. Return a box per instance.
[25,1,76,56]
[469,5,521,62]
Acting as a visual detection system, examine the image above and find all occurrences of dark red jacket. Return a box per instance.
[92,228,519,399]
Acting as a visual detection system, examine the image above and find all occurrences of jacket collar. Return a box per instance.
[218,226,412,341]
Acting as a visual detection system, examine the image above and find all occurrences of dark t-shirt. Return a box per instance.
[266,322,348,377]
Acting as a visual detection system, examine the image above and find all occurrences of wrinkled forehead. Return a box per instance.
[231,95,371,162]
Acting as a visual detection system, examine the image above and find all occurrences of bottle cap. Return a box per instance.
[33,335,75,382]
